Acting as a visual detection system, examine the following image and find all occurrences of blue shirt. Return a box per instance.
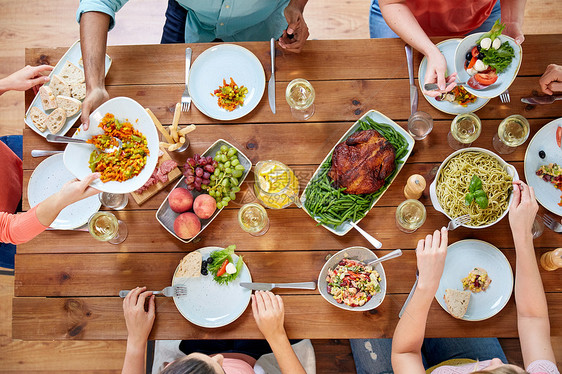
[77,0,291,42]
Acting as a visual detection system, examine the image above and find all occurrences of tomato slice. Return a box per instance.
[474,71,498,86]
[471,46,479,57]
[216,259,229,277]
[556,126,562,148]
[467,56,478,70]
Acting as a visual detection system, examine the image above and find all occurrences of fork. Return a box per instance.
[119,286,187,298]
[447,214,471,230]
[181,47,192,112]
[500,89,510,103]
[542,214,562,233]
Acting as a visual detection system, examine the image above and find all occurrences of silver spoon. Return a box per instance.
[350,221,382,249]
[46,134,121,153]
[366,248,402,266]
[31,149,64,157]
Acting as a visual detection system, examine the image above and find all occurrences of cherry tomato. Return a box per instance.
[474,71,498,86]
[471,46,479,57]
[556,126,562,148]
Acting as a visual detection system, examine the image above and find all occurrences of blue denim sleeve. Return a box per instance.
[76,0,129,30]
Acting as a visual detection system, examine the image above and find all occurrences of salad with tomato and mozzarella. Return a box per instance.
[464,20,515,90]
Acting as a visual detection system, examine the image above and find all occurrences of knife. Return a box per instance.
[521,95,562,105]
[268,38,276,114]
[405,45,418,116]
[240,282,316,291]
[398,270,418,318]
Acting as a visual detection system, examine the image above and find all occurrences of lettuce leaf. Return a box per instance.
[207,245,244,285]
[477,19,505,44]
[481,42,515,73]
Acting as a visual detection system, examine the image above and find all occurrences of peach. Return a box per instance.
[174,212,201,239]
[169,188,193,213]
[193,194,217,219]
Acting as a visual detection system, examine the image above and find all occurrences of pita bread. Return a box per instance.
[56,95,82,117]
[60,61,85,85]
[49,75,71,97]
[175,251,202,278]
[29,107,48,132]
[45,108,67,134]
[444,289,470,319]
[70,82,86,100]
[39,86,57,110]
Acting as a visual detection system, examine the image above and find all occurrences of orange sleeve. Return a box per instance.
[0,205,48,245]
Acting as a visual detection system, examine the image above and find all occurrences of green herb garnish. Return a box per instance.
[465,175,488,209]
[207,245,244,285]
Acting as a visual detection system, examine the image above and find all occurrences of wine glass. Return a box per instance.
[286,78,315,120]
[88,211,128,244]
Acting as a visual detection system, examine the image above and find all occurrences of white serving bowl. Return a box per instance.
[429,147,519,229]
[318,246,387,312]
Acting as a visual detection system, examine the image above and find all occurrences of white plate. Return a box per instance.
[63,97,159,193]
[172,246,252,328]
[27,153,101,229]
[429,147,518,229]
[301,109,415,236]
[24,40,112,137]
[524,118,562,216]
[189,44,265,121]
[419,39,489,115]
[436,239,513,321]
[454,33,522,99]
[317,246,386,312]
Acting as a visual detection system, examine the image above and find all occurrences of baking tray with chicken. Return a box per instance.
[301,110,415,236]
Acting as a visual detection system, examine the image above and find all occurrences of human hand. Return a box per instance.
[508,181,538,239]
[503,21,525,45]
[539,64,562,95]
[123,286,155,345]
[81,86,109,130]
[279,1,309,53]
[423,49,456,98]
[56,173,101,206]
[416,227,448,292]
[251,291,286,342]
[0,65,53,94]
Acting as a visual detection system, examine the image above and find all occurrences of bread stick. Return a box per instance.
[171,103,181,142]
[146,108,174,143]
[179,136,186,144]
[178,124,196,136]
[168,142,182,152]
[159,141,174,148]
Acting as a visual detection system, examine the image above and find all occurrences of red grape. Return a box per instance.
[204,164,214,173]
[195,168,204,177]
[186,176,195,184]
[203,171,211,179]
[195,176,203,184]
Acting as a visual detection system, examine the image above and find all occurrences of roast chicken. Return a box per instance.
[328,130,396,194]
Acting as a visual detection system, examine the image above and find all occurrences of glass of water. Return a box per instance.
[407,111,433,140]
[286,78,315,120]
[99,192,129,210]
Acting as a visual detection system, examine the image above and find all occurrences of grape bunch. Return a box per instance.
[183,154,218,191]
[206,145,245,209]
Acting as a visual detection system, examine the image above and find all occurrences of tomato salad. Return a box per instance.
[464,20,515,90]
[326,258,382,307]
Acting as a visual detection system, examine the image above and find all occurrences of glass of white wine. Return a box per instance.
[238,203,270,236]
[285,78,315,120]
[492,114,530,154]
[447,112,482,150]
[88,211,128,245]
[395,199,426,233]
[99,192,128,210]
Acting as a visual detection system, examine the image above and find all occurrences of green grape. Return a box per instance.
[234,164,245,171]
[222,201,229,208]
[231,186,240,193]
[201,185,208,190]
[230,177,238,186]
[225,167,232,174]
[220,145,228,152]
[210,175,216,181]
[231,159,240,166]
[221,154,228,162]
[214,168,221,176]
[216,202,223,209]
[219,172,225,179]
[222,196,231,203]
[229,192,236,200]
[232,170,243,178]
[222,179,230,187]
[227,148,237,157]
[224,161,231,168]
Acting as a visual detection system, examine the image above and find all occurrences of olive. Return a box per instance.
[477,45,482,52]
[201,268,208,276]
[478,53,485,60]
[206,257,214,264]
[465,52,472,61]
[464,60,469,69]
[539,150,546,159]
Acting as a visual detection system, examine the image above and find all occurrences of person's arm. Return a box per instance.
[500,0,526,44]
[508,181,556,368]
[379,0,455,97]
[252,291,306,374]
[391,228,448,374]
[0,65,53,95]
[539,64,562,95]
[279,0,309,53]
[122,287,155,374]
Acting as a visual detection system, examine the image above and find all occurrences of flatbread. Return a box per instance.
[444,289,470,319]
[56,95,82,117]
[49,74,71,97]
[60,61,85,85]
[70,82,86,100]
[29,107,48,132]
[176,251,202,278]
[45,108,67,134]
[39,86,57,110]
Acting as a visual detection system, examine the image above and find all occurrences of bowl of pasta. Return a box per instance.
[429,147,518,228]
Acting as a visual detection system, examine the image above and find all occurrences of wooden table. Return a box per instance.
[15,36,562,341]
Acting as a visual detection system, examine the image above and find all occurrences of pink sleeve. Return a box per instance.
[0,205,48,245]
[526,360,560,374]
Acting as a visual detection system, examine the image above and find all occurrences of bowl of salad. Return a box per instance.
[318,246,387,311]
[454,20,522,99]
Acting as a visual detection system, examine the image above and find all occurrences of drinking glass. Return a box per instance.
[99,192,128,210]
[492,114,530,154]
[407,111,433,140]
[88,211,128,244]
[285,78,315,120]
[395,199,426,233]
[254,160,301,209]
[532,216,545,239]
[447,112,482,150]
[238,203,270,236]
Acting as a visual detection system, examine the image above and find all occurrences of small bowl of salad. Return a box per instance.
[454,20,522,99]
[318,246,387,311]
